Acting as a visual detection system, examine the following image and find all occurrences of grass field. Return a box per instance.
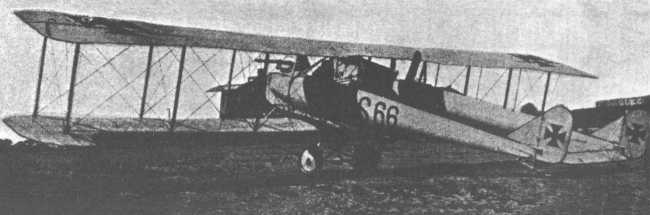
[1,133,650,214]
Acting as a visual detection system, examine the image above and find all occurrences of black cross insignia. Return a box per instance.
[509,54,556,67]
[627,123,646,145]
[544,123,566,148]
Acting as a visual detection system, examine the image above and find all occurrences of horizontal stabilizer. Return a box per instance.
[507,105,573,163]
[588,109,649,158]
[590,116,623,143]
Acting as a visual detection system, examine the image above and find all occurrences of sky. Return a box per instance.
[0,0,649,141]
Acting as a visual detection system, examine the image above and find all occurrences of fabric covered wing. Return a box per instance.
[15,10,595,78]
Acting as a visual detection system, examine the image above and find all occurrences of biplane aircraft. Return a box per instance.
[6,10,650,176]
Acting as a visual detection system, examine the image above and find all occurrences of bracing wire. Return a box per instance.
[480,69,507,100]
[448,66,468,87]
[145,49,176,111]
[144,48,231,116]
[182,51,266,120]
[515,71,546,107]
[546,75,562,107]
[39,46,131,112]
[78,51,139,115]
[77,47,176,121]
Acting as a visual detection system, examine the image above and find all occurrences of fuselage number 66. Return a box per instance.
[359,96,399,127]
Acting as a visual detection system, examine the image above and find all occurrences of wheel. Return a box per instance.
[352,144,381,171]
[298,144,323,176]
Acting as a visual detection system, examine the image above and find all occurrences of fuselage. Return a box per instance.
[264,65,536,138]
[261,57,637,164]
[264,71,540,160]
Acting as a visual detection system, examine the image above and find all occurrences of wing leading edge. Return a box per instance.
[14,9,596,79]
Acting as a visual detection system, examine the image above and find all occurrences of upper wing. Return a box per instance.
[14,9,596,79]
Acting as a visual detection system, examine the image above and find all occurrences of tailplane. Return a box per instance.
[591,110,649,158]
[590,116,623,142]
[591,110,650,158]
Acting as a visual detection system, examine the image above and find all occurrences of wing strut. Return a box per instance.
[433,63,440,87]
[512,69,523,110]
[63,43,81,134]
[219,50,237,118]
[541,72,552,111]
[226,50,237,91]
[139,45,154,120]
[418,62,427,83]
[32,36,48,118]
[463,66,471,96]
[170,46,187,132]
[503,68,513,109]
[261,52,269,77]
[405,51,422,81]
[476,67,483,97]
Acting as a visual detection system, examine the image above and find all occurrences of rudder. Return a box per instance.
[619,110,649,159]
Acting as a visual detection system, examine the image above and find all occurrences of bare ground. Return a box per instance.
[1,133,650,215]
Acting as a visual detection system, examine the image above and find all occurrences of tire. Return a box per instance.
[352,144,381,171]
[298,144,323,176]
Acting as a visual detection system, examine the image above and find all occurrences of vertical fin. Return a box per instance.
[507,105,573,163]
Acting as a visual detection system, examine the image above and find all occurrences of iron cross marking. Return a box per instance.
[544,123,566,148]
[509,54,556,67]
[627,123,646,145]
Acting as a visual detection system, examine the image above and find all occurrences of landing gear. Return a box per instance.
[298,143,323,176]
[297,136,386,176]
